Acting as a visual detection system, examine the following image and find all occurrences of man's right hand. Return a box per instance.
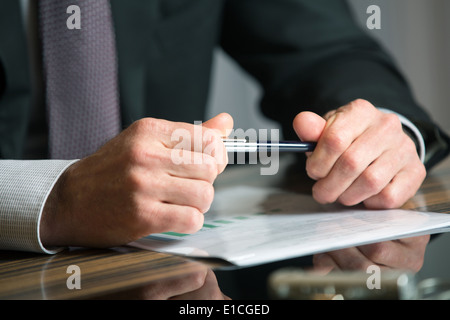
[40,113,234,248]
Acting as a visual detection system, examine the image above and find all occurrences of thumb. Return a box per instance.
[202,113,234,175]
[293,111,326,142]
[203,113,234,137]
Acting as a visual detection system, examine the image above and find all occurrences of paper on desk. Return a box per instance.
[129,186,450,268]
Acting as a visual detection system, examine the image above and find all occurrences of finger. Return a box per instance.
[357,236,429,272]
[321,247,382,271]
[169,115,232,174]
[143,201,205,235]
[323,109,338,120]
[168,122,221,151]
[293,112,327,160]
[306,100,377,180]
[167,151,221,183]
[293,111,327,143]
[311,124,388,204]
[129,116,231,155]
[313,110,420,206]
[158,176,215,213]
[203,113,234,173]
[312,253,340,274]
[169,128,227,174]
[335,148,405,206]
[141,270,208,300]
[201,128,228,174]
[164,114,230,150]
[171,269,228,300]
[356,242,399,268]
[363,160,426,209]
[136,145,220,183]
[202,113,234,137]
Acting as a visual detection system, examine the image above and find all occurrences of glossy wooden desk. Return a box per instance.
[0,248,213,300]
[1,155,449,300]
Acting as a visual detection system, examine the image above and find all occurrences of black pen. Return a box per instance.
[223,138,316,153]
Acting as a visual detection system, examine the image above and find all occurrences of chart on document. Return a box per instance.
[130,186,450,268]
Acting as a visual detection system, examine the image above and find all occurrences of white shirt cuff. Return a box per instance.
[378,108,426,163]
[0,159,78,254]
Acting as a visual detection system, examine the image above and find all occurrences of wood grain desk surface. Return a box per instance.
[1,155,449,300]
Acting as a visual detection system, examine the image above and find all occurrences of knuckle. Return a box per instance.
[402,135,417,155]
[362,169,384,194]
[205,129,222,146]
[409,161,427,185]
[343,99,373,115]
[182,207,204,233]
[322,132,348,155]
[417,163,427,181]
[148,200,172,225]
[364,242,389,263]
[339,197,358,207]
[351,260,373,271]
[382,113,402,133]
[202,156,219,180]
[352,99,374,112]
[193,182,215,212]
[312,253,328,266]
[128,141,147,165]
[186,271,207,290]
[204,132,227,163]
[339,150,362,174]
[129,141,170,167]
[312,182,336,204]
[338,191,361,207]
[410,259,424,273]
[378,189,400,209]
[306,160,325,180]
[131,117,153,133]
[201,183,215,206]
[217,158,228,174]
[352,98,370,106]
[132,117,172,137]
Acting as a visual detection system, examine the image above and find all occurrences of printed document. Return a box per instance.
[130,186,450,268]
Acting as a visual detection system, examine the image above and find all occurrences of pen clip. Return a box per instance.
[221,138,247,143]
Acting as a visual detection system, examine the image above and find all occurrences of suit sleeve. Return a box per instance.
[220,0,450,169]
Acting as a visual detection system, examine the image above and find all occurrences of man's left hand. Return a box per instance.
[293,99,426,209]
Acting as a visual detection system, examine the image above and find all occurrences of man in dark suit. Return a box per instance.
[0,0,449,274]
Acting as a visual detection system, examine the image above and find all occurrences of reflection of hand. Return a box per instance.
[312,235,430,274]
[40,113,233,248]
[104,268,230,300]
[170,268,230,300]
[293,99,426,209]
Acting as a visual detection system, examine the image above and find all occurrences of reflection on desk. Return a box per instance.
[0,247,228,300]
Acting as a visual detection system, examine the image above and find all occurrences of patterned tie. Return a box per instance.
[39,0,121,159]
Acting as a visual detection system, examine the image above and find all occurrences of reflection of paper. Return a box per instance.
[130,187,450,268]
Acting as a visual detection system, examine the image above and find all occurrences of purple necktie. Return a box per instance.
[39,0,121,159]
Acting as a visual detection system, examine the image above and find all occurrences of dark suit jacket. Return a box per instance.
[0,0,448,167]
